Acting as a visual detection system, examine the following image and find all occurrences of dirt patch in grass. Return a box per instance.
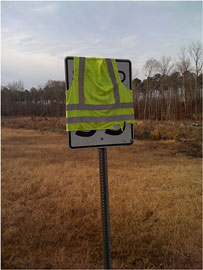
[1,128,202,269]
[177,140,202,158]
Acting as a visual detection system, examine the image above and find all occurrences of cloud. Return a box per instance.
[93,39,102,45]
[121,35,137,49]
[2,29,66,58]
[33,3,59,15]
[2,27,8,34]
[3,32,35,46]
[1,45,64,89]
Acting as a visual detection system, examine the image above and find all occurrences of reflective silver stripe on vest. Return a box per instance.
[105,58,120,104]
[66,114,134,124]
[66,102,133,111]
[78,57,85,105]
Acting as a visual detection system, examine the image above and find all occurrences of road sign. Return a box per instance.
[65,57,134,149]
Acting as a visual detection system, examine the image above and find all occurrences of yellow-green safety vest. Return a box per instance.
[66,56,135,131]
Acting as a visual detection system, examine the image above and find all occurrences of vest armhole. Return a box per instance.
[67,56,79,91]
[112,59,132,91]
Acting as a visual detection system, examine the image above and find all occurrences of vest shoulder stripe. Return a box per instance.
[66,102,134,111]
[78,57,85,105]
[105,58,120,104]
[66,114,134,124]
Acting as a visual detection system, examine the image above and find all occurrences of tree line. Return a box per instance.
[1,80,66,118]
[1,42,202,120]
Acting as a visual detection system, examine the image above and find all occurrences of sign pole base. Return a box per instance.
[98,148,112,269]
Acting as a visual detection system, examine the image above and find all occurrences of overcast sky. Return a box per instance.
[1,1,202,89]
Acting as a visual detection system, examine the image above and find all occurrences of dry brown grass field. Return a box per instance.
[1,125,202,269]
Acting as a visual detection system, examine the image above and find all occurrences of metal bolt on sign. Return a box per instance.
[98,148,112,269]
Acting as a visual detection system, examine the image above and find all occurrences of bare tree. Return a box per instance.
[142,58,160,119]
[158,56,174,76]
[143,58,160,78]
[176,47,191,74]
[157,56,174,120]
[7,80,24,91]
[188,41,203,117]
[176,47,191,116]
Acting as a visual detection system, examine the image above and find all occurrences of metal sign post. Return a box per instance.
[98,148,112,269]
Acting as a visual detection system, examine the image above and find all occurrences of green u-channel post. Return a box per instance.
[98,148,112,269]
